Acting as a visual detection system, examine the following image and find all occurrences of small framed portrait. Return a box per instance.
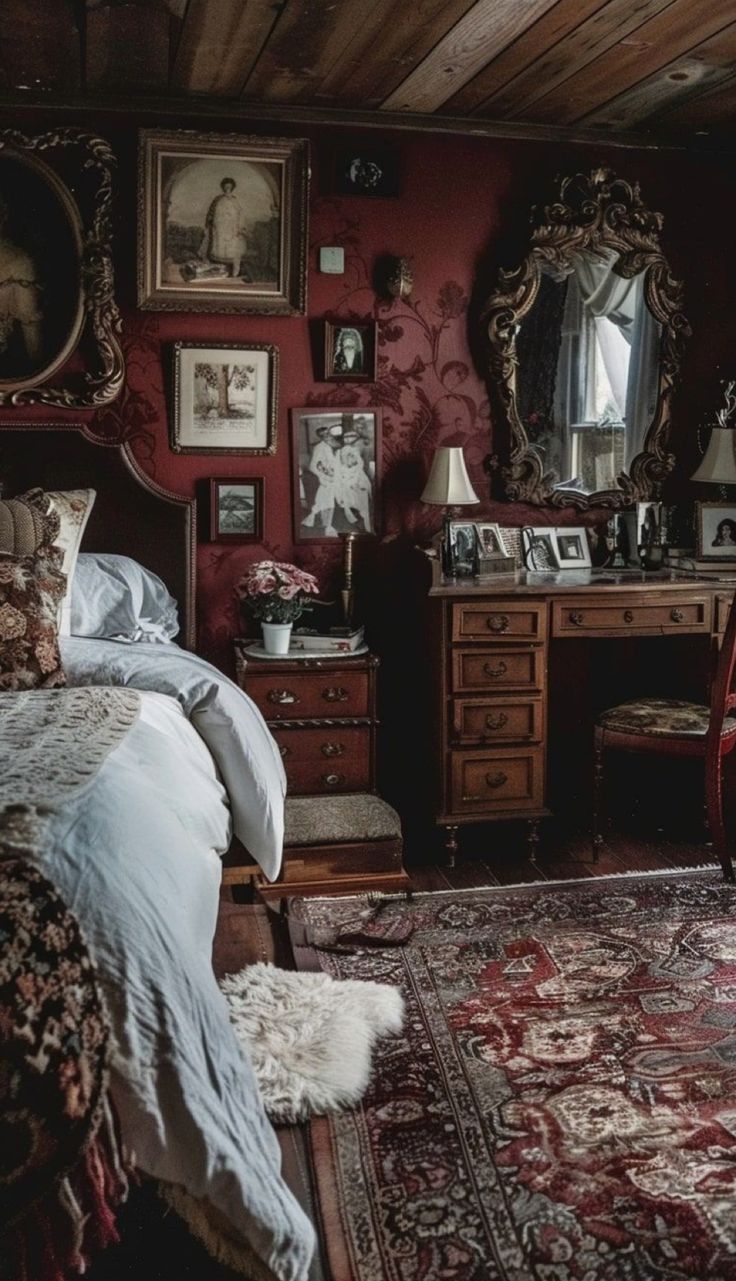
[448,522,478,577]
[474,522,505,557]
[323,319,377,382]
[553,527,592,569]
[332,145,399,197]
[209,478,263,543]
[171,342,278,454]
[291,407,381,542]
[138,130,309,314]
[696,502,736,558]
[521,527,559,572]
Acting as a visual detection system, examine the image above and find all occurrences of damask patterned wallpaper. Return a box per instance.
[1,118,732,668]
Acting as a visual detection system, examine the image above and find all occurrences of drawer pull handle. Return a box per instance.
[323,686,349,703]
[268,688,298,705]
[623,609,634,624]
[323,773,344,787]
[568,611,584,626]
[486,613,509,633]
[278,744,291,758]
[671,608,684,623]
[321,742,345,757]
[485,771,508,789]
[483,661,507,679]
[485,712,508,731]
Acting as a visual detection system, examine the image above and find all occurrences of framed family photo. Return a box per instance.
[209,478,263,543]
[323,319,377,382]
[172,342,278,454]
[521,527,559,571]
[554,527,592,569]
[138,130,309,313]
[291,407,381,543]
[448,522,478,577]
[475,522,505,556]
[696,502,736,558]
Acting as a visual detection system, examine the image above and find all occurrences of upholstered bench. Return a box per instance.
[253,793,410,900]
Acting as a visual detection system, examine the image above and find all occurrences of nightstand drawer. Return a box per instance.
[552,595,711,637]
[246,670,370,720]
[449,747,544,813]
[451,697,543,744]
[271,726,371,794]
[452,601,546,642]
[451,647,544,693]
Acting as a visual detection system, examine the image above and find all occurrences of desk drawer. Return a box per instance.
[451,697,543,745]
[271,726,371,794]
[449,747,544,813]
[452,647,544,693]
[452,601,546,642]
[247,670,369,719]
[551,595,711,637]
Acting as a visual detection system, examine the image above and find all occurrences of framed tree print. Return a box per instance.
[171,342,278,454]
[138,130,309,314]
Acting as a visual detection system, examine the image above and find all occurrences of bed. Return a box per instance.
[0,426,315,1281]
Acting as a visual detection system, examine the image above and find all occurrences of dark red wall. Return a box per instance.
[1,108,733,669]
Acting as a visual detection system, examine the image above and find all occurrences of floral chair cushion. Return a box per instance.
[598,698,736,738]
[0,548,67,690]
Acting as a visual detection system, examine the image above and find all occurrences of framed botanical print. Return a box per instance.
[291,406,381,542]
[172,342,278,454]
[138,130,309,313]
[209,477,263,542]
[323,319,377,382]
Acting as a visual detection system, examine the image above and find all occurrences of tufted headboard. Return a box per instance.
[0,424,196,650]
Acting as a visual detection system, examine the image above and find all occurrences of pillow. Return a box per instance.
[44,489,96,637]
[0,547,67,689]
[0,489,60,555]
[70,553,179,643]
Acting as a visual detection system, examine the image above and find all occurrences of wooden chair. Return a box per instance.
[593,594,736,881]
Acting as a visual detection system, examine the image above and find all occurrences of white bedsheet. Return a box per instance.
[34,684,314,1281]
[60,636,286,880]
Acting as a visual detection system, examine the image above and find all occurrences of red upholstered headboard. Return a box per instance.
[0,424,196,650]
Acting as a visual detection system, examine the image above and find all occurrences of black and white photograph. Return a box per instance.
[448,522,478,576]
[696,502,736,558]
[475,522,504,556]
[138,130,308,313]
[209,478,263,542]
[522,527,559,571]
[554,527,592,569]
[172,342,278,454]
[291,407,381,542]
[332,145,399,197]
[323,319,377,382]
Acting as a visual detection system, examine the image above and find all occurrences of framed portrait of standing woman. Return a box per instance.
[138,131,309,314]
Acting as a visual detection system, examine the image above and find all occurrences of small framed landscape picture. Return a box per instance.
[696,502,736,558]
[291,406,381,542]
[323,319,377,382]
[521,527,559,572]
[209,478,263,542]
[448,521,478,577]
[553,527,592,569]
[172,342,278,454]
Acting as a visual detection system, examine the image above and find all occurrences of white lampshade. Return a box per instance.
[420,446,479,505]
[691,428,736,483]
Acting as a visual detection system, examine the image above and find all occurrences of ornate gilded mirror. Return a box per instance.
[484,168,690,509]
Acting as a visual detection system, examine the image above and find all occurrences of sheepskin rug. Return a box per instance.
[220,963,405,1122]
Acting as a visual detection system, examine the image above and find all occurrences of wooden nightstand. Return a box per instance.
[233,642,408,896]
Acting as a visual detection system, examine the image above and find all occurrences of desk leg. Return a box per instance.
[593,726,605,862]
[443,825,459,869]
[527,820,541,867]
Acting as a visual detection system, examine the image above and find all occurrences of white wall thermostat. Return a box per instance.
[319,246,345,274]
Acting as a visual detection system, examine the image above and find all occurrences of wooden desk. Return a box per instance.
[427,563,736,861]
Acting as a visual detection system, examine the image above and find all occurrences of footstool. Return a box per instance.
[255,793,410,900]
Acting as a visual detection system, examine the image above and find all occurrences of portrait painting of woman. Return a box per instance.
[696,503,736,559]
[323,319,377,382]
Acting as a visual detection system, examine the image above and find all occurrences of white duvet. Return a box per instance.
[30,639,315,1281]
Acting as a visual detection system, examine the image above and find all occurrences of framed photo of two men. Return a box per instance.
[137,130,309,313]
[291,407,381,543]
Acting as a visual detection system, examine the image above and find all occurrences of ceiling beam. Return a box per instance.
[172,0,280,97]
[86,2,173,92]
[0,0,81,94]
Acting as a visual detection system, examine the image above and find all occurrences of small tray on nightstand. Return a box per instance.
[239,643,369,660]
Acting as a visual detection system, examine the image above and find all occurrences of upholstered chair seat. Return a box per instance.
[597,698,736,739]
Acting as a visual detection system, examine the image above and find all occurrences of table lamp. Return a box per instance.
[420,445,479,577]
[691,380,736,493]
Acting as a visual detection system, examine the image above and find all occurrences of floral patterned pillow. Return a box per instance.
[0,548,67,690]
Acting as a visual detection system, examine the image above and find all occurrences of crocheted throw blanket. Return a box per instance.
[0,686,140,1281]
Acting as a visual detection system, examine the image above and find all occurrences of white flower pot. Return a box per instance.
[261,622,292,655]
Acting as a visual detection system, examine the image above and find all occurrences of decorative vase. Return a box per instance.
[261,621,292,655]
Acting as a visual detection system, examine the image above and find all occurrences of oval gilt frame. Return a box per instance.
[483,167,691,510]
[0,128,123,409]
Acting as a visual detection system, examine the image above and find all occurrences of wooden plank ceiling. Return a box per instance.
[0,0,734,141]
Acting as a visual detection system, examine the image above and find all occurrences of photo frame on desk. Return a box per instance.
[696,502,736,558]
[553,527,592,569]
[521,527,559,571]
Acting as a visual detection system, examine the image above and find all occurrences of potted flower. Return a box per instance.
[236,560,319,654]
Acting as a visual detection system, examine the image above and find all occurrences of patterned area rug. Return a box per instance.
[290,870,736,1281]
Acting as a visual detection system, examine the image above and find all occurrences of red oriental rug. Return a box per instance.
[290,870,736,1281]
